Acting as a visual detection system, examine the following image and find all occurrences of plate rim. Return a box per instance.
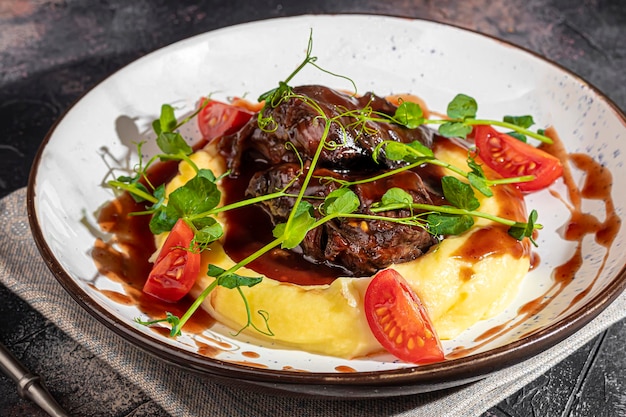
[25,13,626,395]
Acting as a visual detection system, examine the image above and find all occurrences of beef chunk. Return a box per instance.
[220,84,441,276]
[218,85,433,175]
[246,163,437,276]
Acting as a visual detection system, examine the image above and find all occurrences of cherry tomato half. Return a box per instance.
[197,98,254,141]
[143,219,200,303]
[364,269,444,364]
[472,125,563,192]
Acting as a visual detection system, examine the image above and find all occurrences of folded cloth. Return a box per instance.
[1,187,624,417]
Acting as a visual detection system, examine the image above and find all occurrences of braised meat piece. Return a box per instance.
[246,163,437,276]
[218,85,433,175]
[219,84,441,276]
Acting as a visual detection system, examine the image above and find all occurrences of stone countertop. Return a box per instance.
[1,1,625,415]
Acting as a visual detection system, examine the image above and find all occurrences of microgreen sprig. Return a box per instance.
[371,139,534,198]
[370,183,541,246]
[393,94,553,144]
[256,29,357,132]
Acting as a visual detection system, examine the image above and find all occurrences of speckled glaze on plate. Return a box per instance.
[27,15,626,397]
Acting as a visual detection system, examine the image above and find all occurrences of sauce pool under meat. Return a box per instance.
[219,161,347,286]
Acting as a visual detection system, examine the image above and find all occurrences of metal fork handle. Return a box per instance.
[0,342,70,417]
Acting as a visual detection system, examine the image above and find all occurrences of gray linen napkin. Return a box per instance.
[1,187,625,417]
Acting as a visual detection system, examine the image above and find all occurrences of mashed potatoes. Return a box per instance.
[162,138,531,358]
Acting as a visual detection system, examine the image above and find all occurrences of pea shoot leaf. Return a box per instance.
[504,115,534,129]
[168,175,220,217]
[501,115,535,143]
[152,104,176,135]
[134,312,182,337]
[156,131,193,156]
[464,155,493,197]
[197,168,217,182]
[258,81,294,108]
[508,209,539,246]
[321,188,360,215]
[381,187,414,206]
[273,201,316,249]
[427,212,474,236]
[115,174,152,203]
[467,154,485,177]
[150,184,167,209]
[115,175,135,183]
[506,131,528,142]
[447,94,477,119]
[379,140,434,164]
[149,205,179,234]
[152,104,193,155]
[148,174,221,235]
[439,121,473,139]
[193,217,224,247]
[208,265,263,289]
[394,101,425,129]
[441,176,480,211]
[468,172,493,197]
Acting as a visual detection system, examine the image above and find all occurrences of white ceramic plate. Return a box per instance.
[28,15,626,397]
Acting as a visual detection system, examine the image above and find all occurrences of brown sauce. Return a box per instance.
[196,341,222,358]
[449,127,620,359]
[228,361,269,369]
[219,194,342,286]
[451,226,529,262]
[193,335,234,358]
[92,160,216,341]
[281,366,310,372]
[536,130,619,304]
[242,351,261,359]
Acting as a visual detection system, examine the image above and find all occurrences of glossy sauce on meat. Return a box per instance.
[218,85,442,276]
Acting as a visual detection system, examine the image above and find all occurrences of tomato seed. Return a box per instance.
[375,306,388,317]
[388,325,398,339]
[382,321,394,333]
[407,337,416,350]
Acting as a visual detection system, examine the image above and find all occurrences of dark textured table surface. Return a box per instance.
[1,1,625,416]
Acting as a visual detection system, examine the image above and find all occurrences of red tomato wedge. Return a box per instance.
[143,219,200,303]
[364,269,444,364]
[472,125,563,192]
[197,98,254,141]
